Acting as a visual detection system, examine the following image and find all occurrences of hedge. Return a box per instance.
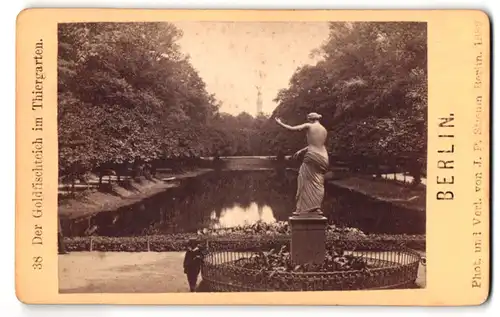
[63,233,425,252]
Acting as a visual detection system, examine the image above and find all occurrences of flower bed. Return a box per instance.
[201,239,422,291]
[197,221,424,249]
[198,221,365,237]
[234,244,370,274]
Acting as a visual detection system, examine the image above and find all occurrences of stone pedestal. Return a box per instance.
[289,213,327,265]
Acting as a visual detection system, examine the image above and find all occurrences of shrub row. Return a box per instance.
[63,233,425,252]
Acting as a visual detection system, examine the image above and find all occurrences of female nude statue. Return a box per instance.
[275,112,329,215]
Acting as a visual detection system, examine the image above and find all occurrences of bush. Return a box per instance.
[63,232,425,252]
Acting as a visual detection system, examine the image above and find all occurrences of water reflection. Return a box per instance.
[61,170,425,237]
[210,203,276,229]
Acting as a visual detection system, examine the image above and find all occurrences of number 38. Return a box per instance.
[32,256,43,270]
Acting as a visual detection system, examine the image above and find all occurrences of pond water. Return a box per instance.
[62,170,425,237]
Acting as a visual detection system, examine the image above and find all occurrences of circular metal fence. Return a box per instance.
[201,238,421,292]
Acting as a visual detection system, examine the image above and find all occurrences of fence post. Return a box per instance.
[90,237,93,252]
[147,236,150,252]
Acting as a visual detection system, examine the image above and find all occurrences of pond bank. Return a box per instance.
[59,167,425,222]
[58,168,213,219]
[329,176,425,212]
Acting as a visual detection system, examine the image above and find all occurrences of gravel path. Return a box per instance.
[59,252,191,293]
[59,251,426,293]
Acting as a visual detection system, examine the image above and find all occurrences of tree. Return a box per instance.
[58,22,223,183]
[268,22,427,181]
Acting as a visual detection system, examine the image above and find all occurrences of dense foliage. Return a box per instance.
[209,112,270,156]
[59,22,427,185]
[58,23,270,184]
[263,22,427,179]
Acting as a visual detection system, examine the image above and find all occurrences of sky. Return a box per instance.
[172,22,330,116]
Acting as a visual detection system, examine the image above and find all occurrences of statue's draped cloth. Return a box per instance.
[296,151,329,213]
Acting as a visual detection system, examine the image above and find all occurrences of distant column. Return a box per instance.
[256,85,263,116]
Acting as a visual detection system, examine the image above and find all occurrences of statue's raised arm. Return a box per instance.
[274,117,311,131]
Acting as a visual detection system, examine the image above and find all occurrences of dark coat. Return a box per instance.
[183,246,203,274]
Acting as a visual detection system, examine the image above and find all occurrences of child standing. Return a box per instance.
[58,217,68,254]
[183,239,203,292]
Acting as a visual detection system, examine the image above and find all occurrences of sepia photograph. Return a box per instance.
[55,21,428,293]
